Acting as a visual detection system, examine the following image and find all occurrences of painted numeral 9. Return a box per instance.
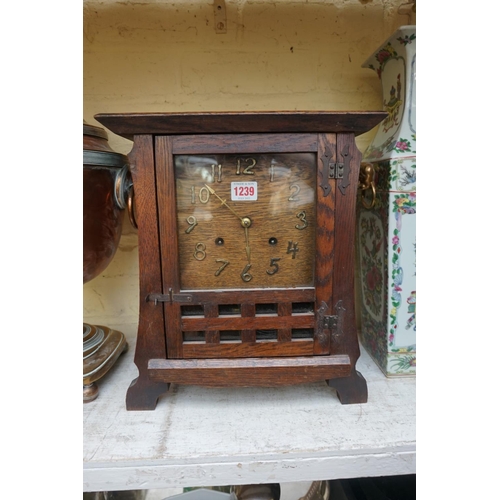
[185,216,198,234]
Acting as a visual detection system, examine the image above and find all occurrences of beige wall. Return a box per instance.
[83,0,415,335]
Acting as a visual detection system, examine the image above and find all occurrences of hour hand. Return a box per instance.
[204,184,243,221]
[204,184,252,262]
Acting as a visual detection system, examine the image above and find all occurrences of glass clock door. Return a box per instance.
[155,133,337,360]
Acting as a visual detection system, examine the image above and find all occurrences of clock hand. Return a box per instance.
[242,218,251,263]
[204,185,252,263]
[204,184,244,222]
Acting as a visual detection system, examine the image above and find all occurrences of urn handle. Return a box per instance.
[359,162,376,209]
[127,184,138,229]
[114,164,138,228]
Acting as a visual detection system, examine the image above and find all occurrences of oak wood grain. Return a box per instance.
[156,135,184,359]
[241,302,256,343]
[125,134,170,409]
[95,111,387,139]
[313,133,337,355]
[174,151,316,290]
[277,302,292,342]
[172,133,318,154]
[165,287,315,304]
[180,312,315,331]
[148,354,352,386]
[330,133,361,362]
[182,339,314,358]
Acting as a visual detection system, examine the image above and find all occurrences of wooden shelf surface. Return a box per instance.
[83,326,415,492]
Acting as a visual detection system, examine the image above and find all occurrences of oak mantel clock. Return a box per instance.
[94,111,386,410]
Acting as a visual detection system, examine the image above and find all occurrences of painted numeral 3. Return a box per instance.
[295,210,308,230]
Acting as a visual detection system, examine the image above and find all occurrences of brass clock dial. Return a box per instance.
[175,153,316,290]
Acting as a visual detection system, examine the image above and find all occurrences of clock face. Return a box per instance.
[175,153,317,290]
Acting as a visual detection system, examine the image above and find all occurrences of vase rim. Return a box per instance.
[361,25,416,69]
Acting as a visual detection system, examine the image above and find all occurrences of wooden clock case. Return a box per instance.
[94,112,386,411]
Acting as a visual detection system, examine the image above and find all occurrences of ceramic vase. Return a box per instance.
[356,26,416,376]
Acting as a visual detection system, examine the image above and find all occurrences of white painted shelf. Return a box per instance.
[83,328,415,493]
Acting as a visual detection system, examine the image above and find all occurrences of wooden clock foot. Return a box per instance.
[126,375,170,411]
[327,370,368,404]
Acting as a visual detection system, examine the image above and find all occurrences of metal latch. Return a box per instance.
[147,289,193,305]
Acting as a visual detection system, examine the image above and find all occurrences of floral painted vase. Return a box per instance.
[357,26,416,376]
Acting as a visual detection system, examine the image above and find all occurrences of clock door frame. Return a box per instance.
[155,133,339,361]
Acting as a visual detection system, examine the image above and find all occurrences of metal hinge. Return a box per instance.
[320,143,351,197]
[316,300,346,344]
[323,314,339,330]
[329,162,344,179]
[147,289,193,305]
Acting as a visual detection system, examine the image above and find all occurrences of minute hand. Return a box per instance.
[244,225,251,263]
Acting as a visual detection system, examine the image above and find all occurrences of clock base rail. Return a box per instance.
[125,355,367,410]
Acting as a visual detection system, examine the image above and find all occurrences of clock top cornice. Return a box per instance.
[95,111,387,140]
